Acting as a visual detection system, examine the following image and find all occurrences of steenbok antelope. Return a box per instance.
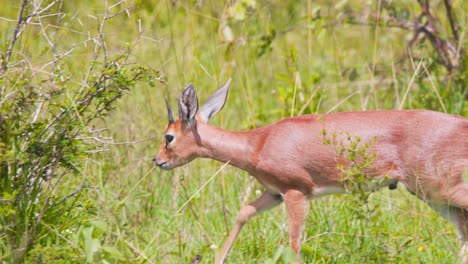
[154,79,468,263]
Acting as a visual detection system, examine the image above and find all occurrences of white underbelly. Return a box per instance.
[310,178,397,199]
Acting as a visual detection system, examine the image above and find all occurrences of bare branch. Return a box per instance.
[443,0,459,42]
[78,135,159,145]
[2,0,28,72]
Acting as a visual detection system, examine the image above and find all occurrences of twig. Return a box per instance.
[443,0,459,42]
[79,135,159,145]
[298,86,320,116]
[40,222,85,256]
[2,0,28,72]
[326,91,360,114]
[416,0,459,75]
[421,62,447,113]
[53,184,91,207]
[399,59,423,110]
[123,240,155,264]
[0,17,18,22]
[274,3,463,77]
[174,161,231,216]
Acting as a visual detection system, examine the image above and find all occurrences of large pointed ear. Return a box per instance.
[198,79,231,123]
[179,83,198,127]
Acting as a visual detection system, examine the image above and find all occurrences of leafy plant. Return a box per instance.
[0,0,156,262]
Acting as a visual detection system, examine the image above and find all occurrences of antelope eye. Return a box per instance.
[165,134,174,144]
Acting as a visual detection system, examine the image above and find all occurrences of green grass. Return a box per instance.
[1,0,467,263]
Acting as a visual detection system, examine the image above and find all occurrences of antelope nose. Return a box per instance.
[153,157,166,168]
[153,157,161,166]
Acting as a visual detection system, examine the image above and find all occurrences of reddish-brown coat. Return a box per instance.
[155,88,468,264]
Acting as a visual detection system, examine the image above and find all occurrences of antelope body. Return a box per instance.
[154,80,468,263]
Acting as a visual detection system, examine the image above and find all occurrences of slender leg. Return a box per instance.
[215,192,283,264]
[461,241,468,264]
[444,166,468,263]
[284,190,308,263]
[453,208,468,264]
[429,204,468,264]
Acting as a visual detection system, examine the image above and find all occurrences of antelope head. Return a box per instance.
[154,79,231,170]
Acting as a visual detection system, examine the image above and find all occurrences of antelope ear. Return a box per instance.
[179,83,198,127]
[198,79,231,123]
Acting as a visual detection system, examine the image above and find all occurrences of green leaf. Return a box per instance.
[82,226,100,262]
[334,0,348,9]
[101,246,125,260]
[90,220,108,232]
[231,3,246,21]
[241,0,256,9]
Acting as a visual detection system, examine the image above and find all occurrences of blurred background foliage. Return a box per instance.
[0,0,466,263]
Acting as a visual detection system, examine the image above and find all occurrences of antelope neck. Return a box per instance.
[197,122,259,171]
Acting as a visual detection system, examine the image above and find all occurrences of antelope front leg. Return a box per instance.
[284,190,308,262]
[215,192,283,264]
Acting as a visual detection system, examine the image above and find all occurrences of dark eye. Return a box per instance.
[165,134,174,144]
